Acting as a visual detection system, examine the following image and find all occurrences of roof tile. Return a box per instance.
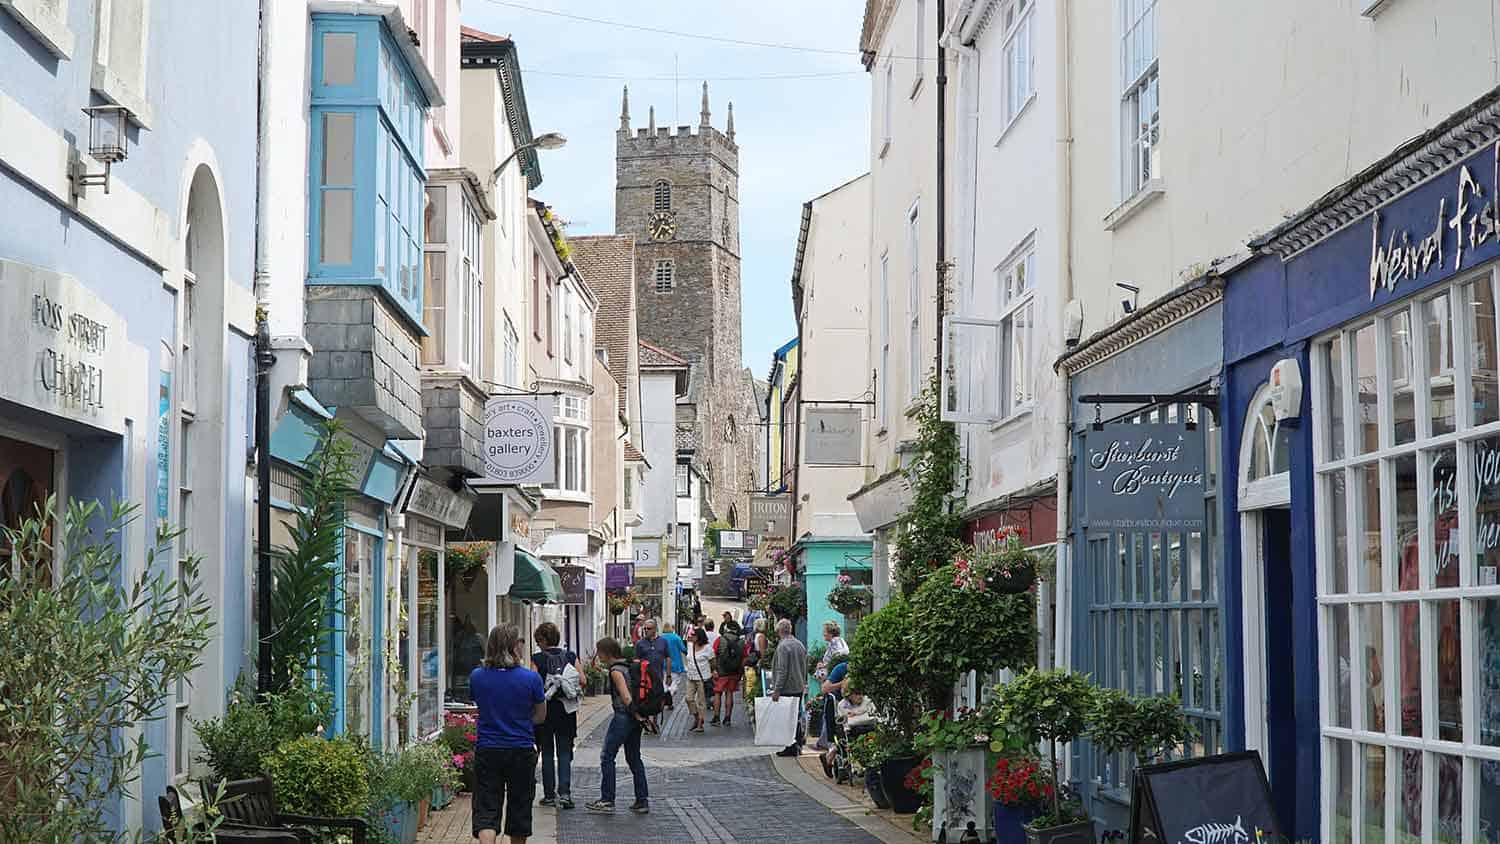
[570,235,636,411]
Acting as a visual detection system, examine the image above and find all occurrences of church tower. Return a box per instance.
[615,83,750,527]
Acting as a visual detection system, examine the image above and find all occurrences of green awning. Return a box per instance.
[510,548,563,604]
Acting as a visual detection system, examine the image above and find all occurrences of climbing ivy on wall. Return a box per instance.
[891,373,965,596]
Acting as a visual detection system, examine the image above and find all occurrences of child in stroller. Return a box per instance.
[820,688,874,785]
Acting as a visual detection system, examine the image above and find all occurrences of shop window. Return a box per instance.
[1311,270,1500,840]
[1082,404,1221,799]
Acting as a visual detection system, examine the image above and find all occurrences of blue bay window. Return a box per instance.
[307,13,436,328]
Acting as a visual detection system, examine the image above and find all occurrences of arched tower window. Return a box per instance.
[654,179,672,211]
[727,503,739,529]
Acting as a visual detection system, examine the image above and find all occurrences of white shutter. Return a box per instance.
[942,315,1002,423]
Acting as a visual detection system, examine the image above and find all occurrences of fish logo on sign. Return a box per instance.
[1180,816,1249,844]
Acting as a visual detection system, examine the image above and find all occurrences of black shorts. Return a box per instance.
[471,746,538,838]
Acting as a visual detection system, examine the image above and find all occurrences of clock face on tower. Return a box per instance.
[648,210,677,241]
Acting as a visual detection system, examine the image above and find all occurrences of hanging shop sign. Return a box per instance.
[749,494,793,542]
[1083,422,1207,531]
[557,565,587,606]
[483,396,555,483]
[804,407,863,466]
[1128,752,1280,844]
[605,562,634,590]
[2,260,135,434]
[404,474,475,528]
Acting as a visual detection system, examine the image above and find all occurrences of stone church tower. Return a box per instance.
[616,83,757,528]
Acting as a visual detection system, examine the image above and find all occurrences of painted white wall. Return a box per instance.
[639,369,679,536]
[1068,0,1500,338]
[947,0,1064,505]
[459,52,529,390]
[861,0,949,483]
[796,174,874,530]
[259,0,313,341]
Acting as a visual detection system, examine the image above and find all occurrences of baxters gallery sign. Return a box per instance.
[483,397,554,484]
[1083,423,1206,531]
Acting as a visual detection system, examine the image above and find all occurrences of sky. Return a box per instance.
[460,0,872,378]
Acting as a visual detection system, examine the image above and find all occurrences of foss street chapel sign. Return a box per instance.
[1083,422,1207,532]
[483,397,555,484]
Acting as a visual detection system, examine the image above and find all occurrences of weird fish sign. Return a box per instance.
[483,397,554,484]
[1083,422,1206,531]
[1128,752,1280,844]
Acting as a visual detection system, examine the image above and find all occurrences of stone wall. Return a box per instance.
[305,285,423,439]
[421,374,485,475]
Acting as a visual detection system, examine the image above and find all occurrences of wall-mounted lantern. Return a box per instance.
[68,105,131,201]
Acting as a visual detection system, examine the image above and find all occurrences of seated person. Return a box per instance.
[815,659,849,751]
[838,688,873,730]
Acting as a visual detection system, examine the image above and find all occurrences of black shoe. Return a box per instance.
[559,796,574,810]
[710,717,721,726]
[585,800,614,813]
[775,747,799,758]
[820,753,834,778]
[630,801,650,815]
[539,796,556,807]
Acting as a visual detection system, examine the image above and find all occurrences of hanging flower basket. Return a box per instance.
[953,527,1042,596]
[445,542,493,590]
[826,578,873,615]
[608,587,641,616]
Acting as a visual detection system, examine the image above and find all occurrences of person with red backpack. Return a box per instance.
[586,637,652,815]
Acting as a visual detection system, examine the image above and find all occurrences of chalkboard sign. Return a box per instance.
[1128,751,1279,844]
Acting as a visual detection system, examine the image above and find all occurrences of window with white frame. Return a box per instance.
[460,195,482,372]
[676,464,690,497]
[421,186,447,365]
[1309,268,1500,841]
[997,248,1036,417]
[654,180,672,211]
[562,287,573,365]
[545,395,589,495]
[912,0,926,97]
[623,466,634,510]
[1002,0,1034,125]
[577,302,588,369]
[503,315,519,388]
[879,252,891,428]
[907,201,922,401]
[654,260,675,293]
[172,237,196,784]
[1120,0,1159,198]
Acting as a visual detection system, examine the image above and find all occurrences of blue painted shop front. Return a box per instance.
[1221,92,1500,841]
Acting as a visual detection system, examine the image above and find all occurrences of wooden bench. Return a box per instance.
[201,777,368,844]
[158,785,301,843]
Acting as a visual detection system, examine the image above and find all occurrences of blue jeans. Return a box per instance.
[598,711,648,805]
[535,723,573,799]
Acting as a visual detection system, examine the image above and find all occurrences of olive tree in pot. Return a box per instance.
[993,669,1097,844]
[847,597,927,811]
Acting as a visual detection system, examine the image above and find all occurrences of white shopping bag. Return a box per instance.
[753,695,800,747]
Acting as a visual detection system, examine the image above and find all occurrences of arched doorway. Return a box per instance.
[1237,381,1294,825]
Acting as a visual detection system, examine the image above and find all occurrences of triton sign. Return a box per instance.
[1082,423,1207,531]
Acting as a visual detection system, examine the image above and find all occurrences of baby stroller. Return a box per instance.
[822,703,876,786]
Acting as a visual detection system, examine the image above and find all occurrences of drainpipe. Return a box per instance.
[934,0,949,375]
[253,0,277,696]
[1053,0,1076,679]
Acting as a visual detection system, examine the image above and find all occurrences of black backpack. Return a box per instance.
[615,658,665,717]
[717,631,744,674]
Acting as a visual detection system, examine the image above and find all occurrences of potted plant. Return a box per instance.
[1089,688,1196,786]
[768,582,807,620]
[914,707,994,841]
[826,574,873,616]
[988,754,1052,843]
[848,730,894,809]
[992,669,1096,844]
[847,598,927,807]
[445,542,493,591]
[437,711,478,793]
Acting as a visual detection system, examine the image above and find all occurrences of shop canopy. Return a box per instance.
[510,548,563,604]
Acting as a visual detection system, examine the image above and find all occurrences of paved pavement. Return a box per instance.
[418,694,912,843]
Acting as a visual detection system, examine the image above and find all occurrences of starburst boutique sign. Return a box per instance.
[1082,423,1207,531]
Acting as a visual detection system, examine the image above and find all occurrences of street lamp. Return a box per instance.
[491,132,567,185]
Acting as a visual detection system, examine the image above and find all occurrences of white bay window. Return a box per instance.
[941,239,1036,424]
[420,178,489,376]
[544,394,589,496]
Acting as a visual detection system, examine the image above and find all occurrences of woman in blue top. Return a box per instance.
[469,624,546,844]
